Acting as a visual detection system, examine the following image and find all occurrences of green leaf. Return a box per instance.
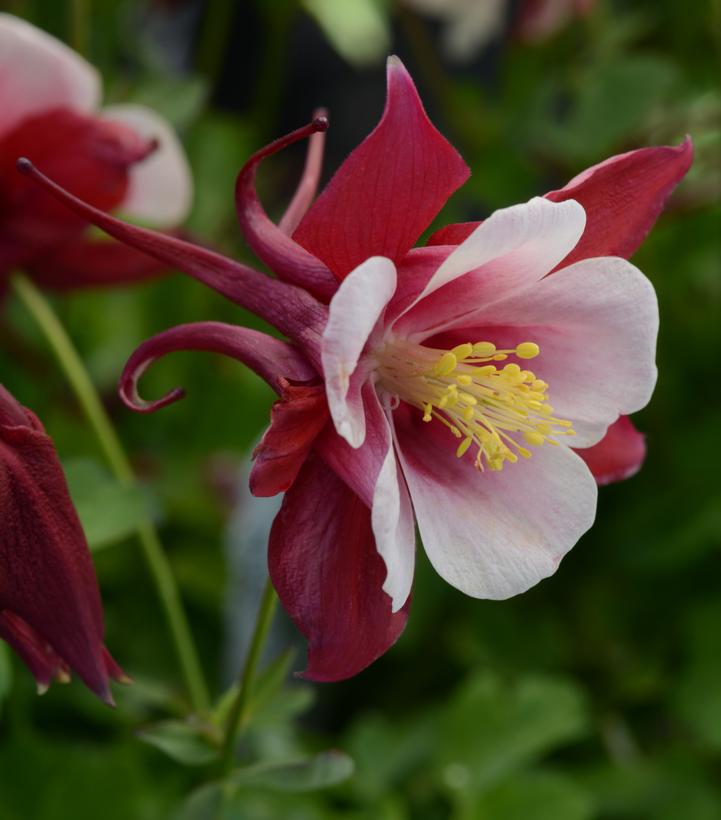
[228,750,355,792]
[63,458,153,551]
[437,673,589,793]
[137,719,220,766]
[301,0,389,66]
[463,771,594,820]
[0,642,12,715]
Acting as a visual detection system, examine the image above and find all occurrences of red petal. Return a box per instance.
[15,158,327,360]
[235,116,338,301]
[426,222,480,246]
[0,108,152,272]
[27,235,171,290]
[119,322,316,413]
[249,379,328,497]
[546,138,693,266]
[0,611,68,691]
[269,453,410,681]
[293,57,469,279]
[427,139,693,260]
[574,415,646,486]
[0,388,118,703]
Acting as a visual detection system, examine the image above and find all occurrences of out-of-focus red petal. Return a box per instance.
[0,108,152,272]
[269,453,410,682]
[15,159,327,361]
[235,117,337,301]
[249,379,328,497]
[27,236,172,290]
[0,611,68,692]
[0,388,118,703]
[574,415,647,486]
[119,322,316,413]
[546,138,693,266]
[293,57,469,280]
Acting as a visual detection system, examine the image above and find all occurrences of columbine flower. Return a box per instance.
[0,385,124,702]
[18,57,692,681]
[0,13,191,290]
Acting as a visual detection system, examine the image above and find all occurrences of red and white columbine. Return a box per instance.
[0,13,191,289]
[16,57,692,681]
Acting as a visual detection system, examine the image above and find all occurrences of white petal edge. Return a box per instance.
[396,431,598,600]
[322,256,397,448]
[0,13,101,139]
[101,104,193,227]
[411,197,586,307]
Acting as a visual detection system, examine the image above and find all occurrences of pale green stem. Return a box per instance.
[10,273,209,713]
[69,0,89,56]
[221,578,278,773]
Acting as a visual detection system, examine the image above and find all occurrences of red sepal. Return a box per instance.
[575,415,647,486]
[294,57,469,279]
[250,379,328,497]
[269,453,410,681]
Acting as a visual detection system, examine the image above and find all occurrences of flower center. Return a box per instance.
[376,338,576,471]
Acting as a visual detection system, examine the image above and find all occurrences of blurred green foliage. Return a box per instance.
[0,0,719,817]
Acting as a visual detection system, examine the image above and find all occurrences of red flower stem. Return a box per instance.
[10,272,210,714]
[220,577,278,773]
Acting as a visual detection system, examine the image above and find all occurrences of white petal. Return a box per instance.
[101,104,193,227]
[322,256,397,447]
[396,419,598,599]
[0,13,100,139]
[417,197,584,304]
[458,256,659,447]
[373,414,416,611]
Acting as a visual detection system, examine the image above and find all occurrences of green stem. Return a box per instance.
[221,578,278,772]
[10,273,209,713]
[69,0,89,56]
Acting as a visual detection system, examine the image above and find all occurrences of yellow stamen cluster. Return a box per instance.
[377,339,575,471]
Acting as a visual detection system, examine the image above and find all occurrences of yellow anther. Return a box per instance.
[451,343,474,361]
[472,341,496,357]
[456,436,473,458]
[434,351,457,376]
[375,335,574,473]
[524,430,546,446]
[516,342,540,360]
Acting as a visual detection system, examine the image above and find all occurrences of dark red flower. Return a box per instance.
[0,384,124,702]
[17,58,692,682]
[0,13,191,290]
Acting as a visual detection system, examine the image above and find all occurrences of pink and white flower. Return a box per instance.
[18,57,692,681]
[0,13,191,289]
